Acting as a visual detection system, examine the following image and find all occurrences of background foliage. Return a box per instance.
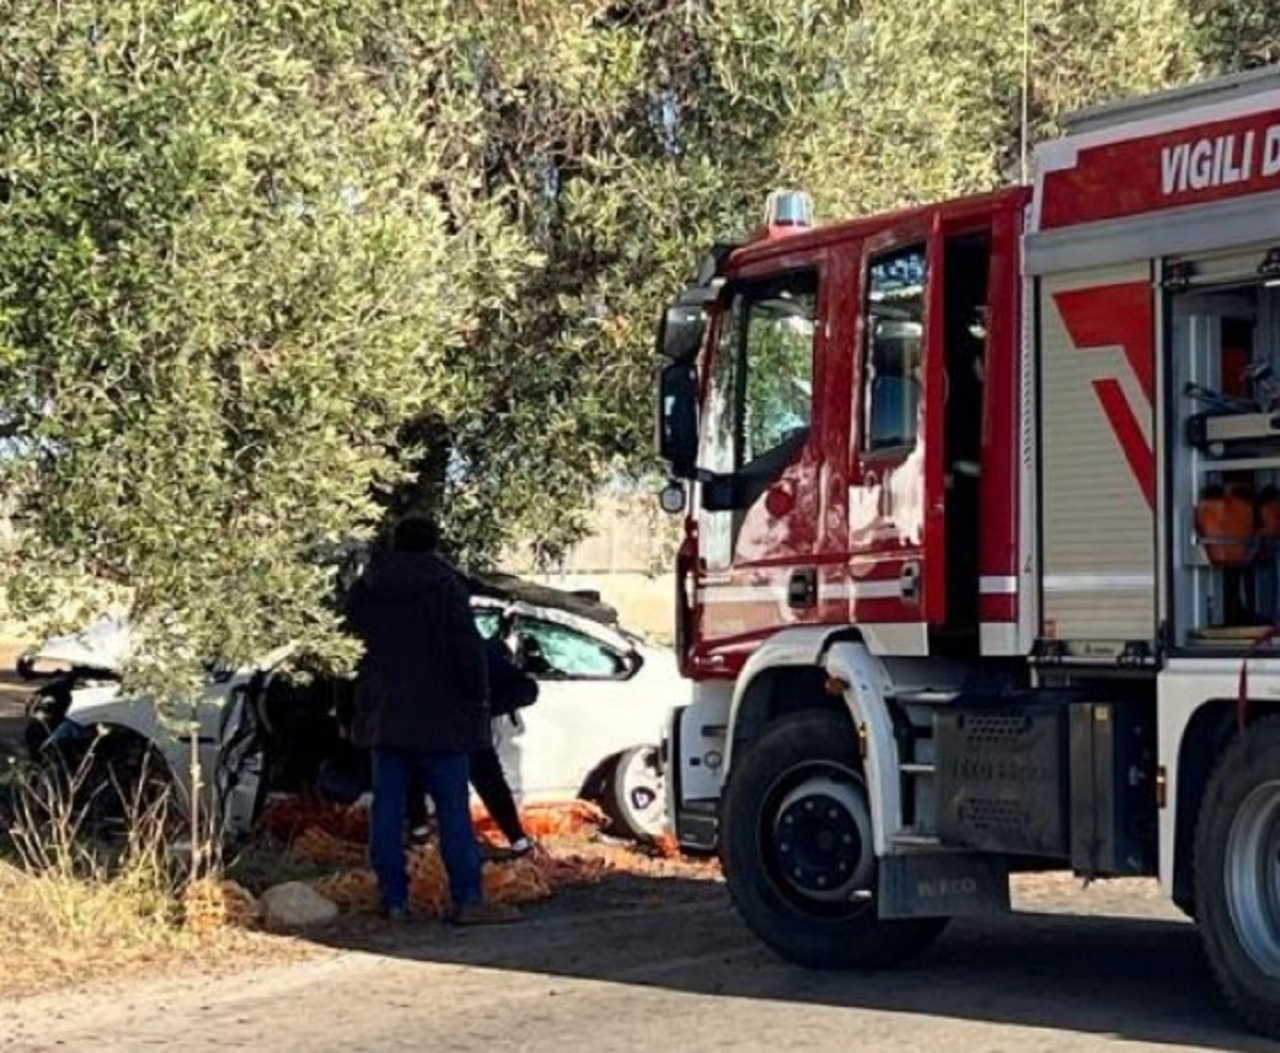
[0,0,1275,690]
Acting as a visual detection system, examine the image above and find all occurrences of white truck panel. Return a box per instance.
[1039,261,1157,649]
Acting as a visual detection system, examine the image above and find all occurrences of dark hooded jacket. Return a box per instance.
[344,549,490,754]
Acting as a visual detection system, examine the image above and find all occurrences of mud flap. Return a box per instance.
[878,853,1011,919]
[667,699,727,852]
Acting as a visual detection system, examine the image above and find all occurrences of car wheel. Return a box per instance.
[602,745,666,842]
[32,732,181,846]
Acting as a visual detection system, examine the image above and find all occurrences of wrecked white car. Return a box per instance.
[21,575,683,842]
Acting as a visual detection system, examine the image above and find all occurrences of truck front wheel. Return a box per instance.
[1195,715,1280,1039]
[720,712,947,970]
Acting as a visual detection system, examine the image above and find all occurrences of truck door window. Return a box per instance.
[864,245,927,452]
[704,295,743,476]
[741,274,818,465]
[704,271,818,473]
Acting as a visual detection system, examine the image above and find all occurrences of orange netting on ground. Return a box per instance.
[259,794,372,843]
[259,796,614,846]
[257,795,712,918]
[311,846,562,915]
[182,877,264,934]
[470,799,611,840]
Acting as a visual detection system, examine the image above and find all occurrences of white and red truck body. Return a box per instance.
[655,65,1280,1038]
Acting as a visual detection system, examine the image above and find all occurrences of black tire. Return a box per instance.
[720,712,948,970]
[601,745,666,842]
[1194,715,1280,1040]
[35,732,181,846]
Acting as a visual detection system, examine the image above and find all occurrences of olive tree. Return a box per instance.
[0,1,536,696]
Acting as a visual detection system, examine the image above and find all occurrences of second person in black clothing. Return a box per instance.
[408,634,539,856]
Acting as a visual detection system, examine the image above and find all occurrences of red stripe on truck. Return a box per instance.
[1052,282,1155,510]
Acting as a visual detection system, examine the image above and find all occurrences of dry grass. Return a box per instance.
[0,747,307,1000]
[0,861,198,998]
[0,640,312,1000]
[0,859,309,1000]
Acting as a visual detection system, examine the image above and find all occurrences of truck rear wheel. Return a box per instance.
[720,712,947,969]
[1195,715,1280,1039]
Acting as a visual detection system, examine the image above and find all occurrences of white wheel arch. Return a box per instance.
[719,629,905,858]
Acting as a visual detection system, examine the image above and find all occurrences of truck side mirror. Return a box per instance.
[658,302,707,361]
[656,360,699,478]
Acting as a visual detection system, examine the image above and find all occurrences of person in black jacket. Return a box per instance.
[476,635,539,854]
[407,634,539,856]
[344,517,519,925]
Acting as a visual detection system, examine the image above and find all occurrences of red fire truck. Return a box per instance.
[654,64,1280,1037]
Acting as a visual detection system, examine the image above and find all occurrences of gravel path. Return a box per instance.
[0,873,1271,1053]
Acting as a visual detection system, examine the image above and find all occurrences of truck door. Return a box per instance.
[846,230,964,654]
[693,253,830,670]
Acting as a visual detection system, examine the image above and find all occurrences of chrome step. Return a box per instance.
[891,829,942,849]
[894,689,960,706]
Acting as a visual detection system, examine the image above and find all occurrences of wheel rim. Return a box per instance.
[1225,779,1280,976]
[760,761,874,915]
[619,748,665,836]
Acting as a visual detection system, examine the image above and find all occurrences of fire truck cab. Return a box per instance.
[656,64,1280,1039]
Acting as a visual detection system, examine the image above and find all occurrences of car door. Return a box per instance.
[493,613,650,801]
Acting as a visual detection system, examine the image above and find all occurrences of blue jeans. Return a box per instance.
[370,748,482,912]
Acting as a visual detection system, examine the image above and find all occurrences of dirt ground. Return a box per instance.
[0,868,1269,1053]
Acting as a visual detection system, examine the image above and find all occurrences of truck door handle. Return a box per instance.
[788,568,818,610]
[901,561,921,605]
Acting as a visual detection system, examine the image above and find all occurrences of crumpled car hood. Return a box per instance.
[29,615,133,673]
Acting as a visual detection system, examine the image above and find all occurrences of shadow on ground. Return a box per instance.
[306,874,1266,1053]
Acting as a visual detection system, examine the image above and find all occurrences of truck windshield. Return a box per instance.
[704,270,818,473]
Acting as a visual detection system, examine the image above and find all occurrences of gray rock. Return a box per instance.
[261,881,339,928]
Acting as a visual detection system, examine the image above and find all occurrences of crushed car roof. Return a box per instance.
[335,542,622,629]
[464,571,621,628]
